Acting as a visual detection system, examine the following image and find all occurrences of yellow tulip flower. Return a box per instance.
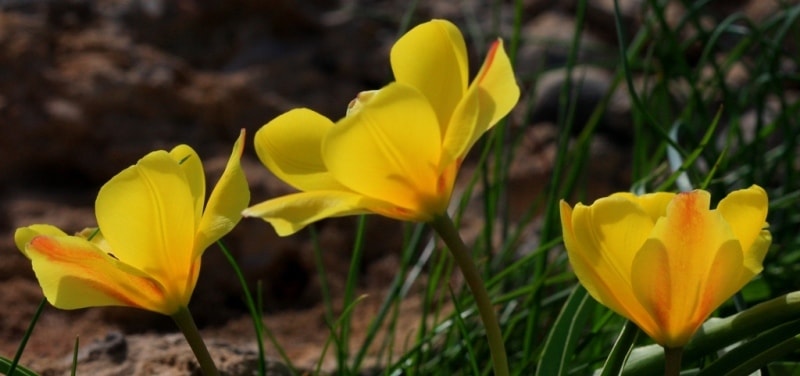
[560,185,771,348]
[243,19,519,235]
[14,130,250,316]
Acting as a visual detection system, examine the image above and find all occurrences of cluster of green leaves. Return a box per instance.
[3,0,799,375]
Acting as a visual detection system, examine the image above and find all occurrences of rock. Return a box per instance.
[529,65,633,145]
[516,11,617,80]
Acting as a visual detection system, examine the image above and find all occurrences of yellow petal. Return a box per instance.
[629,190,744,347]
[169,144,205,224]
[323,83,446,218]
[442,40,520,163]
[243,191,392,236]
[471,39,520,131]
[564,198,657,330]
[440,81,480,168]
[390,19,467,128]
[95,150,196,300]
[612,191,675,222]
[14,224,68,258]
[631,235,743,347]
[24,235,176,314]
[716,185,770,271]
[254,108,347,191]
[741,229,771,277]
[196,129,250,255]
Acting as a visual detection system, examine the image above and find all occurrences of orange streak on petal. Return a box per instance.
[30,236,168,312]
[476,40,499,84]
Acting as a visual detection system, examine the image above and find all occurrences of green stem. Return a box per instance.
[172,306,219,376]
[663,347,682,376]
[430,213,509,376]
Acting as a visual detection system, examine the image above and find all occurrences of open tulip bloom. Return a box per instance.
[242,19,519,235]
[14,130,250,375]
[560,185,771,368]
[243,19,519,376]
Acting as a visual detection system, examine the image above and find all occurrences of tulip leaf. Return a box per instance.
[697,318,800,376]
[536,285,594,376]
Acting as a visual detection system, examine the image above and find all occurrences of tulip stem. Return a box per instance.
[663,346,682,376]
[172,306,219,376]
[430,214,509,376]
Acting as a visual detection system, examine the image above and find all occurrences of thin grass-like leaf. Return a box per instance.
[217,240,295,376]
[8,298,46,376]
[535,286,594,375]
[0,357,38,376]
[71,337,79,376]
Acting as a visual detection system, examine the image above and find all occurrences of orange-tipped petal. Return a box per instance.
[15,224,69,258]
[471,39,519,131]
[24,235,175,314]
[442,39,520,164]
[630,190,746,347]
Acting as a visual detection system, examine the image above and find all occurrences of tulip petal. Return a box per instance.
[324,83,445,217]
[631,236,743,347]
[443,40,520,164]
[612,192,675,223]
[95,150,196,293]
[472,39,520,131]
[196,129,250,255]
[717,185,770,271]
[629,190,744,347]
[441,81,480,168]
[169,144,205,224]
[742,229,771,276]
[255,108,347,192]
[243,191,393,236]
[391,19,467,129]
[24,235,174,314]
[15,224,68,258]
[561,198,657,331]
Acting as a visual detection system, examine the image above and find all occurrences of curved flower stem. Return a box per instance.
[663,347,682,376]
[172,306,219,376]
[430,213,509,376]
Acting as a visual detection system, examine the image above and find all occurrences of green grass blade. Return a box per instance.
[535,286,594,376]
[448,285,481,376]
[216,240,296,376]
[0,357,38,376]
[71,337,79,376]
[340,215,368,373]
[7,298,46,376]
[600,321,640,376]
